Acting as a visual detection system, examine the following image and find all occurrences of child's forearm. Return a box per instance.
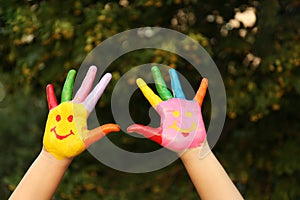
[180,147,243,200]
[9,149,72,200]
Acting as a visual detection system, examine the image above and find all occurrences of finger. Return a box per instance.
[194,78,208,107]
[169,69,186,99]
[83,73,112,113]
[73,65,97,103]
[61,69,76,102]
[46,84,58,110]
[84,124,120,148]
[151,66,173,100]
[127,124,162,145]
[136,78,163,108]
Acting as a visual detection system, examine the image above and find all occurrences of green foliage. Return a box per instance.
[0,0,299,199]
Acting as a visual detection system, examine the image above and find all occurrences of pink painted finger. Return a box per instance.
[83,73,112,113]
[46,84,58,110]
[73,65,97,103]
[127,124,162,145]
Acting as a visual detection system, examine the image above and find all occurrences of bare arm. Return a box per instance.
[9,149,72,200]
[126,67,242,198]
[180,146,244,200]
[9,67,119,199]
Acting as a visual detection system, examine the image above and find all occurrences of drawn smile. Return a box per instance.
[50,127,75,140]
[168,121,197,137]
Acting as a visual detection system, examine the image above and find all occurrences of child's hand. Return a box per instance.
[43,66,120,160]
[127,66,208,152]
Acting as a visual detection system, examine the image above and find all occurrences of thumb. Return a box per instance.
[85,124,120,148]
[127,124,162,145]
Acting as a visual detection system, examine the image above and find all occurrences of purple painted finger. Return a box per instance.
[73,65,97,103]
[83,73,112,113]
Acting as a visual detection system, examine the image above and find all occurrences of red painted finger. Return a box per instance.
[46,84,58,110]
[127,124,162,145]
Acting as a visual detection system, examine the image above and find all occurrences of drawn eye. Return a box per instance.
[185,112,193,117]
[67,115,73,122]
[56,115,61,122]
[172,110,180,117]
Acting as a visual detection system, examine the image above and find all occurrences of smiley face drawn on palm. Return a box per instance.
[44,102,88,160]
[47,103,83,141]
[127,66,208,152]
[156,98,206,150]
[43,66,119,160]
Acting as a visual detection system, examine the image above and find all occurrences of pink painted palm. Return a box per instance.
[127,66,208,152]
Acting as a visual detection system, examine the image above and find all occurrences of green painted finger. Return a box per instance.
[61,69,76,102]
[151,66,173,100]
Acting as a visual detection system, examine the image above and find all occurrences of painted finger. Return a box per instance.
[61,69,76,102]
[151,66,173,100]
[169,69,186,99]
[127,124,162,145]
[85,124,120,148]
[136,78,163,108]
[73,65,97,103]
[194,78,208,107]
[46,84,58,110]
[83,73,112,113]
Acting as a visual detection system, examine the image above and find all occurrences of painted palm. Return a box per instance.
[43,66,119,160]
[127,66,208,152]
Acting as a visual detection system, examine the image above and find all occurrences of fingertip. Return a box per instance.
[67,69,77,79]
[87,65,98,76]
[168,68,175,72]
[106,72,112,78]
[168,68,175,75]
[127,124,143,133]
[89,65,98,72]
[169,68,179,80]
[126,124,135,133]
[200,78,209,92]
[46,84,55,97]
[136,78,146,87]
[103,72,112,80]
[99,73,112,87]
[107,124,120,132]
[101,124,121,134]
[201,78,208,86]
[113,124,121,132]
[46,84,54,91]
[151,65,159,72]
[69,68,77,74]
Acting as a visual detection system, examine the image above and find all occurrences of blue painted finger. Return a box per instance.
[169,69,186,99]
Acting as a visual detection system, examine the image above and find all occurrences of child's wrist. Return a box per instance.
[179,141,212,161]
[179,146,201,160]
[40,148,73,167]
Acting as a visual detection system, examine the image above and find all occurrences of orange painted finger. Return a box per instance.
[194,78,208,107]
[84,124,120,148]
[99,123,120,134]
